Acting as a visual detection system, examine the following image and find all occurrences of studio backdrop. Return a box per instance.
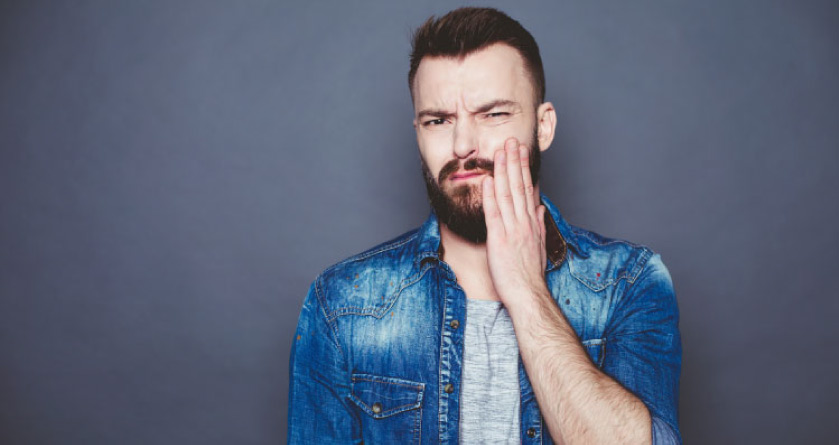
[1,1,837,443]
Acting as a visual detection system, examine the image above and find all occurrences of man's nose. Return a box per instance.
[452,119,478,159]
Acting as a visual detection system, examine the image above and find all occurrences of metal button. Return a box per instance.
[371,402,382,414]
[444,383,454,394]
[526,428,536,438]
[449,319,459,329]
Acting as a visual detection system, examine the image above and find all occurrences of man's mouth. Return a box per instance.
[449,171,488,181]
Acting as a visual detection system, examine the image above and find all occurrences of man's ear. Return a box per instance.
[536,102,557,152]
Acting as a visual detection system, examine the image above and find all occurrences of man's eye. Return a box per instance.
[486,112,510,118]
[423,119,447,127]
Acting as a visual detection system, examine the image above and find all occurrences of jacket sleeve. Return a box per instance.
[287,278,361,444]
[602,253,682,444]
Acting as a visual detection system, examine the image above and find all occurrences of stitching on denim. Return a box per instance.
[437,271,447,442]
[568,255,628,291]
[348,394,422,417]
[609,332,674,341]
[568,249,651,291]
[569,229,655,286]
[582,338,606,369]
[325,264,433,320]
[621,251,661,306]
[376,402,421,413]
[314,276,345,358]
[317,230,422,319]
[351,377,424,390]
[391,263,432,302]
[416,404,422,444]
[626,248,653,284]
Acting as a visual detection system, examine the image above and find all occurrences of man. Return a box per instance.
[288,7,681,444]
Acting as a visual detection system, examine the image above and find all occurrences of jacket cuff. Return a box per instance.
[651,416,681,445]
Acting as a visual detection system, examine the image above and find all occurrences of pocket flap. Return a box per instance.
[349,373,424,419]
[582,338,606,368]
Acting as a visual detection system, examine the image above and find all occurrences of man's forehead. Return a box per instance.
[412,43,533,111]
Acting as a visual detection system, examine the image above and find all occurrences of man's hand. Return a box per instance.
[483,139,654,444]
[482,137,549,306]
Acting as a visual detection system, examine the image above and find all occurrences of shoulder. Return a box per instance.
[565,223,663,292]
[309,228,424,320]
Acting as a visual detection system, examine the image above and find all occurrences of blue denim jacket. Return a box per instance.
[288,195,681,444]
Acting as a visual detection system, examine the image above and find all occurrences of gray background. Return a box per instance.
[1,0,837,443]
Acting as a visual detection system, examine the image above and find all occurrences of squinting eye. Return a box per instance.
[423,119,447,127]
[486,112,510,118]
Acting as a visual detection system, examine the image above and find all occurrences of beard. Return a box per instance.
[421,130,541,243]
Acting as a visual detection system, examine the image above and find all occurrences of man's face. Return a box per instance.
[412,43,547,242]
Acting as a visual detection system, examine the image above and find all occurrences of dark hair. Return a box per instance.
[409,7,545,105]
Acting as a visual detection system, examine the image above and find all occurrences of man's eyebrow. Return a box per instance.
[416,100,520,120]
[473,99,519,113]
[416,109,455,120]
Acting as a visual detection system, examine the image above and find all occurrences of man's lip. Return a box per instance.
[450,171,488,181]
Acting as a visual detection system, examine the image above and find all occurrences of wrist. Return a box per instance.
[503,281,551,319]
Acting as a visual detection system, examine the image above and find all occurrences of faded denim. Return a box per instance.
[288,194,681,444]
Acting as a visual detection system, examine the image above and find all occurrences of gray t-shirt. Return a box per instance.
[459,298,521,444]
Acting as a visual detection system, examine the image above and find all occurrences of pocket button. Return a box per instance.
[526,428,536,438]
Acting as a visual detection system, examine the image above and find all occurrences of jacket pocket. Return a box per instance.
[582,338,606,368]
[349,373,424,444]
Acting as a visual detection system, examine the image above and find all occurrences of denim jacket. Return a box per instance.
[288,195,681,444]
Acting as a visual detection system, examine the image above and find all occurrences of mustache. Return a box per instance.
[437,157,495,183]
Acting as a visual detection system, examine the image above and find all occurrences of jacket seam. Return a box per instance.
[314,276,347,359]
[438,267,447,444]
[324,264,434,321]
[351,377,424,390]
[623,250,656,293]
[627,248,653,284]
[568,246,653,291]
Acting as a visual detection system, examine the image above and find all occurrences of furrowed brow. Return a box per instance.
[416,109,455,120]
[416,100,519,120]
[473,99,519,114]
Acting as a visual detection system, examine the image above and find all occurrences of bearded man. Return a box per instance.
[288,7,681,444]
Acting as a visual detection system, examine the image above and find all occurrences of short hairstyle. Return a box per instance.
[409,7,546,105]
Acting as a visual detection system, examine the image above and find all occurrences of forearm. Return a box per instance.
[507,286,651,445]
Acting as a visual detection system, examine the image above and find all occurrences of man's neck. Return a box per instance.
[439,223,499,301]
[439,224,489,269]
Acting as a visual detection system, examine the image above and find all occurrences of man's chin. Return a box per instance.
[436,198,488,243]
[422,163,490,243]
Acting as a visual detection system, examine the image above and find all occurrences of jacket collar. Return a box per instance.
[413,194,584,272]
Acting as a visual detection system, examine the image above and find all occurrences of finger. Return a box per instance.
[493,144,516,231]
[520,144,537,221]
[505,140,527,221]
[482,176,504,237]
